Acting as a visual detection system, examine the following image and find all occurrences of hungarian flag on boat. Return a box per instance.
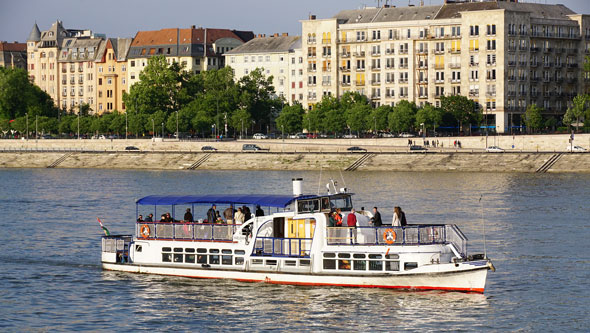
[97,217,110,236]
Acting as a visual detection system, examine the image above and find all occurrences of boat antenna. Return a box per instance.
[338,169,347,192]
[317,166,323,195]
[479,194,487,259]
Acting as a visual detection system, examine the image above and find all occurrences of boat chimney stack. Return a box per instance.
[292,178,303,196]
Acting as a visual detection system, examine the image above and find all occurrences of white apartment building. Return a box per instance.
[301,0,590,133]
[225,34,304,104]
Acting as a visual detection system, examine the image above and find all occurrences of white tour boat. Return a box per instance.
[101,178,494,293]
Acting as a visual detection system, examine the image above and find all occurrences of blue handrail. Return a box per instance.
[252,237,313,258]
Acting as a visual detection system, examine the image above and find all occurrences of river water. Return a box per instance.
[0,169,588,331]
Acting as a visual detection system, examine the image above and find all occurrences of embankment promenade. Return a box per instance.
[1,133,589,173]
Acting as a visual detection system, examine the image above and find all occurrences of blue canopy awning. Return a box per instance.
[136,194,318,208]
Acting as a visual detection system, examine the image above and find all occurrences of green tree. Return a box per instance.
[230,108,252,137]
[275,104,304,134]
[58,115,74,135]
[388,100,417,133]
[563,94,588,130]
[524,104,544,133]
[0,67,58,119]
[371,105,392,133]
[346,103,371,134]
[324,107,346,135]
[415,103,443,131]
[440,95,480,133]
[237,68,278,132]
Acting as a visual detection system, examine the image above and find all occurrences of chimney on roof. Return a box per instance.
[309,14,316,20]
[191,25,196,29]
[273,33,279,37]
[282,33,289,37]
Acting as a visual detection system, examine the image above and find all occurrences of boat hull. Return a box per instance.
[102,261,490,293]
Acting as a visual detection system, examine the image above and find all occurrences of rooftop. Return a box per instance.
[225,35,301,55]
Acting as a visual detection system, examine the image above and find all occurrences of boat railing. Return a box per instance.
[135,222,240,241]
[445,224,468,257]
[326,225,449,247]
[253,237,313,258]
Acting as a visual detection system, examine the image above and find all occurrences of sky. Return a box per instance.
[1,0,590,43]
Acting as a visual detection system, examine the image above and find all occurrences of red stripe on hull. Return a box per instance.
[105,268,485,293]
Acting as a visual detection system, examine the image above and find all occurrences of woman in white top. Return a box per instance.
[392,206,402,226]
[234,207,245,224]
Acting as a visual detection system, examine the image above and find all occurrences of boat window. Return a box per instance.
[235,250,246,255]
[251,259,263,265]
[353,253,365,258]
[266,260,277,266]
[185,248,195,253]
[222,249,232,254]
[209,255,220,264]
[185,254,195,263]
[235,257,244,265]
[323,253,336,258]
[222,255,232,265]
[338,253,351,258]
[197,248,207,253]
[330,195,352,211]
[353,260,366,270]
[285,260,297,266]
[135,245,142,252]
[368,254,382,259]
[385,261,400,271]
[162,253,172,262]
[385,254,399,259]
[174,248,183,252]
[299,259,311,266]
[338,260,351,270]
[321,197,330,211]
[369,261,383,271]
[174,254,183,262]
[210,249,220,253]
[298,199,320,213]
[323,259,336,269]
[197,254,207,264]
[162,247,171,252]
[404,262,418,270]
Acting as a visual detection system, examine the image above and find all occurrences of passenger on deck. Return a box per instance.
[255,205,264,217]
[234,207,245,224]
[224,207,234,224]
[328,211,336,227]
[334,208,343,226]
[207,205,217,223]
[145,213,153,222]
[160,214,167,222]
[399,207,407,227]
[137,215,144,222]
[184,208,193,222]
[244,206,252,222]
[370,207,382,227]
[165,212,175,222]
[216,210,223,223]
[347,208,358,243]
[392,207,401,226]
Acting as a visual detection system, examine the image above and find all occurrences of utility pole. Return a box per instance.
[25,113,28,140]
[176,111,179,139]
[77,112,80,140]
[35,115,38,141]
[125,112,128,140]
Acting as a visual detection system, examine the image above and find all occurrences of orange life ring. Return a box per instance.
[140,224,150,239]
[383,228,396,244]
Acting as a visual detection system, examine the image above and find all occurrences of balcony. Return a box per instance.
[78,90,84,96]
[70,91,75,96]
[518,76,527,81]
[449,48,461,54]
[449,63,461,69]
[434,49,445,55]
[340,66,351,72]
[486,62,496,67]
[353,51,365,57]
[61,68,67,73]
[307,53,316,58]
[399,49,408,55]
[307,82,317,87]
[69,66,75,73]
[385,79,394,84]
[78,67,83,72]
[530,62,539,67]
[78,78,83,84]
[322,81,331,86]
[508,76,516,81]
[543,62,553,68]
[519,61,528,67]
[556,48,565,53]
[567,63,578,68]
[470,62,479,67]
[543,48,552,53]
[469,48,480,53]
[468,90,479,97]
[369,80,381,86]
[469,77,479,82]
[567,78,577,84]
[508,61,516,67]
[531,91,539,98]
[341,81,351,86]
[542,77,551,83]
[398,64,408,69]
[307,67,317,72]
[555,77,564,83]
[418,94,428,99]
[399,78,408,84]
[341,52,350,58]
[322,39,331,44]
[507,91,516,96]
[555,63,563,68]
[530,47,539,52]
[371,52,381,57]
[62,91,67,97]
[369,66,381,71]
[399,94,408,98]
[61,80,67,85]
[449,78,461,84]
[70,79,75,85]
[486,77,496,82]
[385,49,393,54]
[434,64,445,70]
[418,64,428,69]
[354,80,366,86]
[518,46,527,52]
[485,91,497,97]
[322,67,332,72]
[417,79,428,84]
[530,77,539,82]
[353,66,365,72]
[507,46,516,52]
[321,53,331,58]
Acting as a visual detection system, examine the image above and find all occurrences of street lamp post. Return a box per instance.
[35,115,38,141]
[77,112,80,140]
[420,122,425,144]
[25,113,28,140]
[161,122,164,138]
[151,118,155,138]
[176,111,179,139]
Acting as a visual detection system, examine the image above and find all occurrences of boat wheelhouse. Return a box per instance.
[101,179,494,292]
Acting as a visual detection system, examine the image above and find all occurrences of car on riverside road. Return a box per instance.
[485,146,505,153]
[409,145,427,151]
[124,146,140,151]
[566,145,587,152]
[201,146,218,151]
[346,146,367,152]
[253,133,268,139]
[242,144,268,151]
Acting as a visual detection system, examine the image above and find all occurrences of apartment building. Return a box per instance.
[301,0,590,133]
[27,21,105,114]
[0,41,27,69]
[95,38,132,114]
[225,34,305,104]
[127,27,254,87]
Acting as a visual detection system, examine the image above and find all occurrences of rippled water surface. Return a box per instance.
[1,169,589,331]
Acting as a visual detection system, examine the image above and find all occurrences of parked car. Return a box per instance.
[289,133,307,139]
[409,145,427,151]
[567,145,587,152]
[486,146,505,153]
[201,146,218,151]
[342,134,358,139]
[242,144,268,151]
[347,146,367,152]
[125,146,140,151]
[253,133,268,139]
[400,132,415,138]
